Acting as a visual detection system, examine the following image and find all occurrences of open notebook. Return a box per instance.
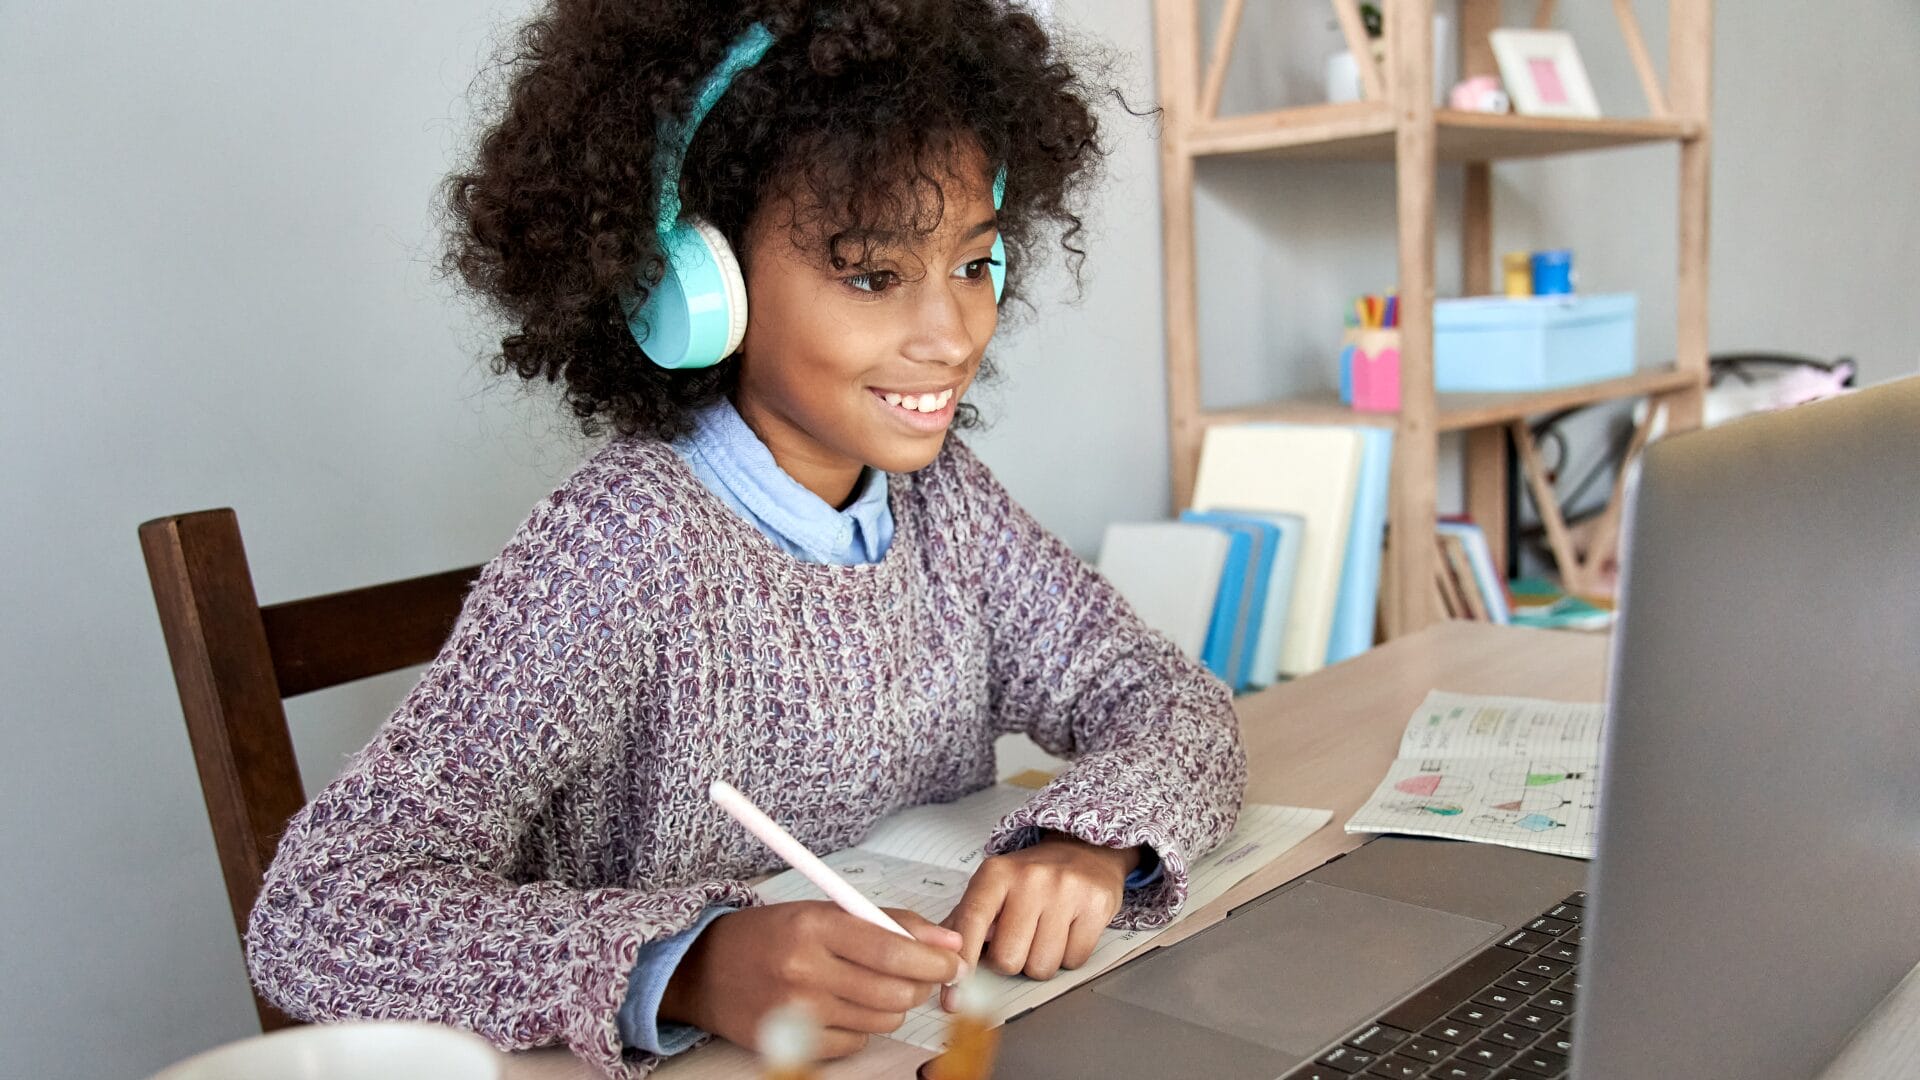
[752,781,1331,1050]
[1345,690,1605,859]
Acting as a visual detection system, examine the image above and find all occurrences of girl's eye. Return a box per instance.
[843,269,898,294]
[956,257,1000,282]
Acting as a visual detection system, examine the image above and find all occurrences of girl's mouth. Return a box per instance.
[869,387,957,431]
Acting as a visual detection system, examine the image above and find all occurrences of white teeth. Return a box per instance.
[879,389,954,413]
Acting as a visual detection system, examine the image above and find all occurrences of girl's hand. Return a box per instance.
[659,902,965,1058]
[939,831,1140,1007]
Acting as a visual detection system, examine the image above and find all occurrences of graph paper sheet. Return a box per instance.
[753,782,1331,1050]
[1346,691,1606,859]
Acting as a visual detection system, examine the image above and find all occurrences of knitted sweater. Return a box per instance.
[245,434,1248,1078]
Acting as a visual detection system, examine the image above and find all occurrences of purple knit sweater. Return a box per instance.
[245,435,1247,1078]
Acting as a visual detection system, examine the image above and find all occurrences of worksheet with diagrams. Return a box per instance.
[1345,691,1605,859]
[753,782,1331,1050]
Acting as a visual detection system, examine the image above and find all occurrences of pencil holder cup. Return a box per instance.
[1340,328,1402,413]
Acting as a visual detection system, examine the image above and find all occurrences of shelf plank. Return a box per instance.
[1434,111,1699,161]
[1187,105,1699,163]
[1197,366,1701,434]
[1202,398,1396,430]
[1186,101,1396,160]
[1433,366,1700,430]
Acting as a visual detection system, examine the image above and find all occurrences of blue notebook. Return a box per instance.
[1191,510,1305,689]
[1326,427,1395,665]
[1179,511,1278,690]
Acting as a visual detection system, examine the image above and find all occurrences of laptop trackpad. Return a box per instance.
[1092,880,1502,1059]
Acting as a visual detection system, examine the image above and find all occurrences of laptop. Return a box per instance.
[993,376,1920,1079]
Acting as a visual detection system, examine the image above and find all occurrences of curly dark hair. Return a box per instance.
[441,0,1137,441]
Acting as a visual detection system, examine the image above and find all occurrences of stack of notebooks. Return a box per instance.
[1096,424,1394,691]
[1429,519,1511,624]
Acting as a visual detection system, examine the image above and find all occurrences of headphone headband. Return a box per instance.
[651,22,779,236]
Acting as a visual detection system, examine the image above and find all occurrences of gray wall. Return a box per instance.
[2,2,1914,1077]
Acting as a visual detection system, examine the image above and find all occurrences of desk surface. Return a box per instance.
[506,623,1609,1080]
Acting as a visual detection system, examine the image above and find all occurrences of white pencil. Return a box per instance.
[708,780,914,939]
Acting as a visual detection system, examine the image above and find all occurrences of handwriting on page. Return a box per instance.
[1349,691,1607,859]
[1396,691,1605,760]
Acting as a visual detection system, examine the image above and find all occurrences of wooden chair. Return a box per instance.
[139,508,482,1030]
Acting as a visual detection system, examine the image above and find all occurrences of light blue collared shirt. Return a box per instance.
[669,397,892,565]
[619,397,1159,1057]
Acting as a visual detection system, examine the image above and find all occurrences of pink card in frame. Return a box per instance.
[1489,29,1602,119]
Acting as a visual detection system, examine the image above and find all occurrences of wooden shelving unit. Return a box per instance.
[1152,0,1713,639]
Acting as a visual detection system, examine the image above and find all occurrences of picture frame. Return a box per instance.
[1488,29,1602,119]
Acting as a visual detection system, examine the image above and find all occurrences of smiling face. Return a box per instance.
[730,140,1001,508]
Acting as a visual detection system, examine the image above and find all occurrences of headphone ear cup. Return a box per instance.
[688,217,749,360]
[989,233,1007,304]
[989,164,1008,304]
[628,216,748,370]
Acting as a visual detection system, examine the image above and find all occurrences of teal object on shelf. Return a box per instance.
[1433,293,1637,392]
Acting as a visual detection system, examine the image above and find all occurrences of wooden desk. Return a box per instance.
[507,623,1609,1079]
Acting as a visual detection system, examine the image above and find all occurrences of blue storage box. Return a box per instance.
[1433,293,1637,392]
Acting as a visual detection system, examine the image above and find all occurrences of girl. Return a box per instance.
[245,2,1246,1077]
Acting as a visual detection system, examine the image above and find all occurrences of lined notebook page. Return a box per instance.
[751,787,1332,1050]
[1395,691,1605,759]
[1348,691,1606,859]
[852,783,1039,873]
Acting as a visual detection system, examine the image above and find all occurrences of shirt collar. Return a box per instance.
[677,397,891,563]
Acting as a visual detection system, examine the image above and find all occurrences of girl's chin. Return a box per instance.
[863,430,950,475]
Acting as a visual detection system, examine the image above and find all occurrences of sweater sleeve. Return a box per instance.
[244,487,759,1080]
[942,442,1248,930]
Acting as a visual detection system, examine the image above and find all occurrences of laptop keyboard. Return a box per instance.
[1281,891,1586,1080]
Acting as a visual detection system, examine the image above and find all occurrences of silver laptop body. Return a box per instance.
[991,377,1920,1079]
[1575,375,1920,1076]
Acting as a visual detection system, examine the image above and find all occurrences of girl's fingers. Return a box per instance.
[944,869,1011,974]
[1021,901,1075,980]
[826,914,964,987]
[885,906,965,954]
[1062,907,1106,971]
[814,1028,871,1060]
[817,995,913,1036]
[817,953,941,1015]
[982,884,1045,977]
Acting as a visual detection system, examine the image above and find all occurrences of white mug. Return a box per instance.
[147,1020,503,1080]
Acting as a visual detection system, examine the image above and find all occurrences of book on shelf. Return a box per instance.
[1177,511,1271,689]
[1326,428,1394,665]
[1377,518,1512,626]
[1179,509,1302,691]
[1437,519,1511,623]
[1439,533,1490,621]
[1095,522,1231,659]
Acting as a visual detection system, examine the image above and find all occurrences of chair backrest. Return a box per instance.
[138,508,481,1030]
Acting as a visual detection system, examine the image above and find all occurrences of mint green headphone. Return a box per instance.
[624,21,1007,370]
